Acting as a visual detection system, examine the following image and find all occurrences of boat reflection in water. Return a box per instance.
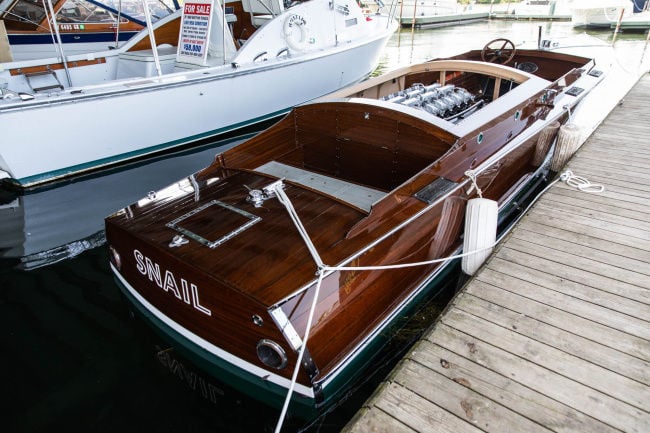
[0,136,247,271]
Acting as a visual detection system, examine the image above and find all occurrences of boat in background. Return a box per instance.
[0,0,397,189]
[571,0,650,30]
[1,0,179,61]
[105,39,606,419]
[396,0,489,28]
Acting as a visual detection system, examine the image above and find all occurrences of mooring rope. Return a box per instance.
[272,168,603,432]
[464,169,483,198]
[274,270,325,433]
[560,169,605,193]
[271,182,325,269]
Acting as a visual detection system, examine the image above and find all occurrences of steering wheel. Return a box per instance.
[481,38,517,65]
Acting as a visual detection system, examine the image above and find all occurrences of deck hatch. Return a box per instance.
[414,177,458,204]
[166,200,261,249]
[565,86,584,96]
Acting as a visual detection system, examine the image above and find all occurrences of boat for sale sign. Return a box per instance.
[177,0,214,65]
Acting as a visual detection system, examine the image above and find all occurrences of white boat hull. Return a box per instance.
[570,0,632,28]
[0,2,397,187]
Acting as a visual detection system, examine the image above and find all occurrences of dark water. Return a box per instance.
[2,20,648,433]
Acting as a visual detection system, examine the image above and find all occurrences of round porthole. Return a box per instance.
[477,132,484,144]
[256,339,287,370]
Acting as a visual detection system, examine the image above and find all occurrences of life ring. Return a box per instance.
[283,14,309,52]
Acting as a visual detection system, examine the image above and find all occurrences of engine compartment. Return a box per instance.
[380,82,484,123]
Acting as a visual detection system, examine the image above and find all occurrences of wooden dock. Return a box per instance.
[343,74,650,433]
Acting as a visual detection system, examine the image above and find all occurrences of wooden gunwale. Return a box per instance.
[9,58,106,75]
[322,59,533,101]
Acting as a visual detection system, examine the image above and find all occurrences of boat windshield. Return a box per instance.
[1,0,180,30]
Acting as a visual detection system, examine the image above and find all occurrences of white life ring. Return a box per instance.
[283,14,309,52]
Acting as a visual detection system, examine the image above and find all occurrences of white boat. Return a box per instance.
[0,135,245,270]
[397,0,458,18]
[396,0,489,28]
[570,0,644,28]
[0,0,397,188]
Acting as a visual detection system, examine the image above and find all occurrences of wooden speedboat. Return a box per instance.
[105,39,606,417]
[0,0,397,188]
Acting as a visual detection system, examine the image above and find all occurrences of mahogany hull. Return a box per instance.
[105,45,606,415]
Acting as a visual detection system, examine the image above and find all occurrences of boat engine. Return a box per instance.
[380,83,482,122]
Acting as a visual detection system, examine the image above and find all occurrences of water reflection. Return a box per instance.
[0,137,246,270]
[1,19,649,433]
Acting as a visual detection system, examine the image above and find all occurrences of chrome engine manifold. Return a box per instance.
[380,83,482,121]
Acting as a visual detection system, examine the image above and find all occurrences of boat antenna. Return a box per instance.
[43,0,72,87]
[222,0,227,65]
[142,0,163,76]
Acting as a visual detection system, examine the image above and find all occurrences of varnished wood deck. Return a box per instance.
[343,74,650,433]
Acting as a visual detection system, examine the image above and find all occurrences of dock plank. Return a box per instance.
[455,292,650,385]
[538,201,650,236]
[409,340,621,433]
[508,232,650,289]
[440,308,650,410]
[428,325,649,433]
[515,219,650,263]
[509,228,650,276]
[541,190,650,223]
[524,205,650,243]
[466,275,650,360]
[484,255,650,320]
[394,361,553,433]
[374,381,484,433]
[523,211,650,252]
[480,255,650,338]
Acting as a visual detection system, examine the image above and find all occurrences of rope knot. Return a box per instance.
[559,169,605,193]
[465,170,483,198]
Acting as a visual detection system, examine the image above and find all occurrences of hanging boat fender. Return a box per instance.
[283,14,309,52]
[532,121,560,166]
[461,171,498,276]
[550,123,582,172]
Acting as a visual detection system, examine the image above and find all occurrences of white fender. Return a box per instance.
[283,14,309,52]
[461,197,497,276]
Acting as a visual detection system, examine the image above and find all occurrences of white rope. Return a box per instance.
[560,170,605,193]
[323,243,496,272]
[272,182,325,269]
[274,270,325,433]
[464,170,483,198]
[270,169,602,432]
